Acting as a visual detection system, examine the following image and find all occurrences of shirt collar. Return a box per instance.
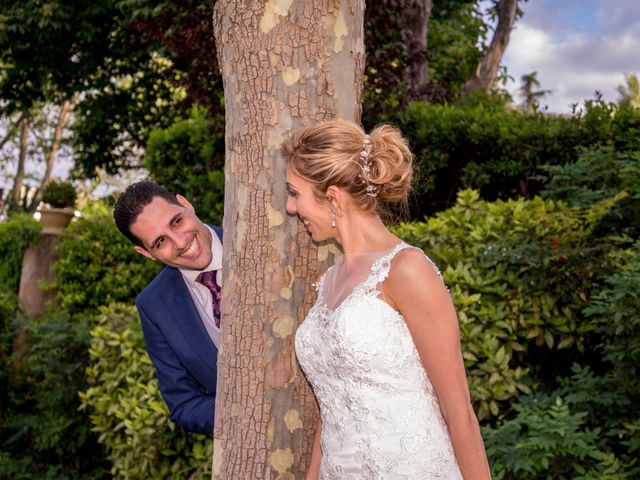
[180,225,222,286]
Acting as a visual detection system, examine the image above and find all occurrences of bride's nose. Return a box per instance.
[285,196,297,214]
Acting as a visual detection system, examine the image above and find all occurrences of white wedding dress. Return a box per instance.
[295,242,463,479]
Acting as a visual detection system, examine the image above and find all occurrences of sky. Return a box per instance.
[501,0,640,113]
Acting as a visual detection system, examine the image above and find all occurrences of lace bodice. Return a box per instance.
[295,242,462,479]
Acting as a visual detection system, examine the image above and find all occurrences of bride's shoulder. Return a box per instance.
[389,246,444,285]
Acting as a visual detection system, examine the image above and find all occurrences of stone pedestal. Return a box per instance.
[17,233,61,317]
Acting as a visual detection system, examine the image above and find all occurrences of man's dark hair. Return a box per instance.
[113,181,181,247]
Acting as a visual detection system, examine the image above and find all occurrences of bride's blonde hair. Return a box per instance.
[281,119,413,214]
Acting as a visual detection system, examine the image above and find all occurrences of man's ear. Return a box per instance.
[176,194,195,213]
[134,245,156,261]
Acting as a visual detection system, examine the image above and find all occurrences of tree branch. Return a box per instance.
[0,111,27,151]
[28,92,81,211]
[464,0,518,94]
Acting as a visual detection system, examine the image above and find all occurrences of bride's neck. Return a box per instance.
[335,212,399,255]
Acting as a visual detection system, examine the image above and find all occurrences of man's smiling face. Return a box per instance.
[130,195,213,270]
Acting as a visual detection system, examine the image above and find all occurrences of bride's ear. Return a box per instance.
[325,185,344,217]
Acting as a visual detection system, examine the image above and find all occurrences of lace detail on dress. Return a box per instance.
[296,242,462,479]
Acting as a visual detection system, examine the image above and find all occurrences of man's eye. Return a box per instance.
[155,238,164,249]
[174,217,182,225]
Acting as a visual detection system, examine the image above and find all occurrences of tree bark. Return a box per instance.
[28,92,80,211]
[212,1,365,478]
[464,0,518,94]
[400,0,433,101]
[11,112,31,210]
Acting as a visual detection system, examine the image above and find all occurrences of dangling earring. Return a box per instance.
[330,212,336,228]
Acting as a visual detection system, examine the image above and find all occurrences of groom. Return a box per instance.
[113,181,222,435]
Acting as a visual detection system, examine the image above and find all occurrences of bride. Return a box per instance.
[282,119,491,479]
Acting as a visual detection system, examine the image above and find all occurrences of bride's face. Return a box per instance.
[285,165,334,242]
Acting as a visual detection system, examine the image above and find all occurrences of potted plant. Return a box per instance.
[38,179,78,234]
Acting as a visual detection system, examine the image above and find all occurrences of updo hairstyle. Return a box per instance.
[282,119,413,214]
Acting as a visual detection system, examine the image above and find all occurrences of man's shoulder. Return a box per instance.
[137,266,181,306]
[209,225,223,242]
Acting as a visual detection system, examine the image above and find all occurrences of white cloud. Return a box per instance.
[503,2,640,113]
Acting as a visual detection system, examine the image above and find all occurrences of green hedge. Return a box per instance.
[0,213,43,472]
[80,303,211,479]
[540,148,640,239]
[402,97,640,216]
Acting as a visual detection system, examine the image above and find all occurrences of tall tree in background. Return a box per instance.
[72,0,226,180]
[617,72,640,108]
[464,0,519,94]
[519,71,551,112]
[212,0,364,477]
[362,0,488,127]
[400,0,434,101]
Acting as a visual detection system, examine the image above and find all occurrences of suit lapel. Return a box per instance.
[163,267,218,373]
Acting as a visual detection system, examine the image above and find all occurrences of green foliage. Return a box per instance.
[0,311,108,479]
[49,202,160,315]
[483,365,639,479]
[393,189,624,419]
[71,0,225,179]
[80,303,211,479]
[0,290,18,428]
[41,179,77,209]
[362,0,485,127]
[144,104,224,224]
[0,0,120,111]
[427,0,486,101]
[0,213,41,292]
[585,243,640,404]
[402,97,640,216]
[0,214,40,468]
[72,53,190,178]
[540,148,640,238]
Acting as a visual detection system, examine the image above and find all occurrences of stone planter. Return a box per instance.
[38,207,75,235]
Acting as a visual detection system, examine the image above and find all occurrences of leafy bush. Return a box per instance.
[0,213,41,291]
[145,104,224,225]
[80,303,211,479]
[483,365,639,479]
[393,189,624,419]
[0,214,41,411]
[585,242,640,409]
[41,179,77,208]
[540,148,640,238]
[49,202,161,315]
[0,311,108,479]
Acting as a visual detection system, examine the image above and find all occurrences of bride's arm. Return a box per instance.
[305,419,322,480]
[384,248,491,480]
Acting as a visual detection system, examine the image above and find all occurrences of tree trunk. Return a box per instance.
[400,0,433,101]
[11,112,31,210]
[28,92,80,212]
[464,0,518,94]
[212,1,365,478]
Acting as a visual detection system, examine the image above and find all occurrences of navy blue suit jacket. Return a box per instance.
[135,226,222,434]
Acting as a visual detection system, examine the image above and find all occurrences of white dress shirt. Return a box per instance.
[179,226,223,348]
